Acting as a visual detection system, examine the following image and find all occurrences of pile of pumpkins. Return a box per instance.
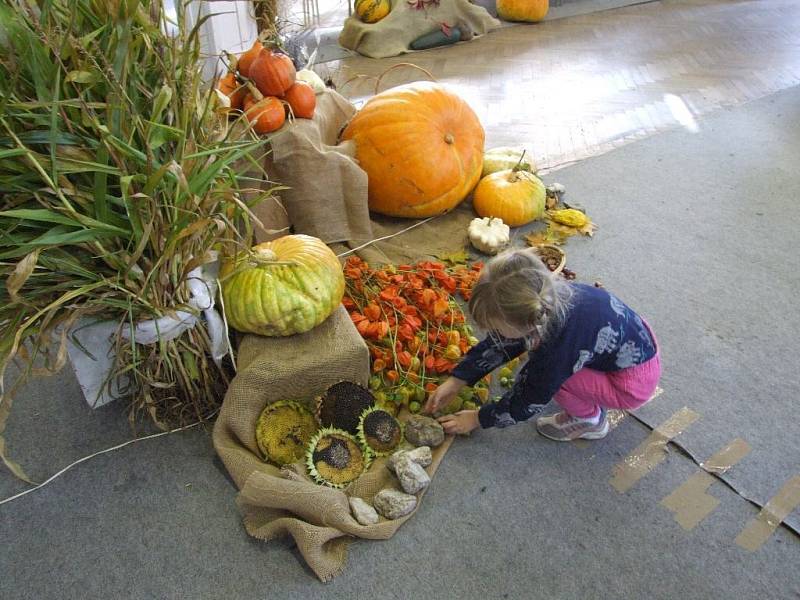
[217,40,327,134]
[220,81,547,338]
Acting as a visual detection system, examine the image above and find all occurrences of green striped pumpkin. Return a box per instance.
[221,235,345,336]
[355,0,390,23]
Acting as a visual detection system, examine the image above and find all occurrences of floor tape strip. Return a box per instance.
[735,475,800,552]
[660,438,751,530]
[610,406,700,493]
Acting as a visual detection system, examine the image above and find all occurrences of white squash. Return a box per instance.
[468,217,510,255]
[296,69,327,94]
[482,147,537,177]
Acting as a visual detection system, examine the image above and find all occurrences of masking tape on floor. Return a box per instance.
[610,407,700,493]
[735,475,800,552]
[660,438,751,530]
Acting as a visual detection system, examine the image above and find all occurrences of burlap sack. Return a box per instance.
[254,90,373,246]
[212,306,453,581]
[339,0,501,59]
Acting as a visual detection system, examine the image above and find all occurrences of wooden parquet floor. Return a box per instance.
[324,0,800,172]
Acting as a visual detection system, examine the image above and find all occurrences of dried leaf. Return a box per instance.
[524,227,568,247]
[578,220,598,237]
[435,249,469,266]
[0,436,36,484]
[6,250,41,302]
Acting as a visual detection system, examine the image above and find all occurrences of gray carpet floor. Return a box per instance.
[1,85,799,600]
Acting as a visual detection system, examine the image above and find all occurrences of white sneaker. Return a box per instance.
[536,410,609,442]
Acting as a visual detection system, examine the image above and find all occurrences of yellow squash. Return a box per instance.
[355,0,391,23]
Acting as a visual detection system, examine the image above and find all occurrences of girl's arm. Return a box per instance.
[476,366,547,429]
[450,333,529,386]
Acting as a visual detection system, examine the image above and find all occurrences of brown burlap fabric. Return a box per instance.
[254,90,373,246]
[212,306,453,581]
[339,0,501,59]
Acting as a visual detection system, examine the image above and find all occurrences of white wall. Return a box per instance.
[164,0,259,80]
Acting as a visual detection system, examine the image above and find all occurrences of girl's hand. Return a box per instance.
[438,410,480,435]
[424,376,466,414]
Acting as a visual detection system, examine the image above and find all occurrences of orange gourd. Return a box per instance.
[284,81,316,119]
[244,94,285,134]
[237,40,263,78]
[472,168,546,227]
[496,0,549,22]
[216,72,246,112]
[250,50,296,97]
[340,82,484,218]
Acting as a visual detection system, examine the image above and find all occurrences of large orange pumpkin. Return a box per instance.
[250,50,296,97]
[496,0,549,22]
[340,82,484,218]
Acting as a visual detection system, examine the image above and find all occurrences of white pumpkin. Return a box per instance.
[468,217,510,255]
[482,147,537,177]
[295,69,327,94]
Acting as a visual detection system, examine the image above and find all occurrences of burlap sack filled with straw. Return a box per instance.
[212,308,453,581]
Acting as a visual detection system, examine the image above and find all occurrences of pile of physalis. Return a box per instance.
[341,256,492,415]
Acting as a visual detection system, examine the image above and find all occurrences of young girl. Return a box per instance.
[425,248,661,440]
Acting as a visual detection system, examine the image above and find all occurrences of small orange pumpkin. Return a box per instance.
[237,40,263,78]
[496,0,549,22]
[284,81,316,119]
[216,72,246,112]
[244,95,286,134]
[250,50,296,97]
[472,169,546,227]
[340,81,484,218]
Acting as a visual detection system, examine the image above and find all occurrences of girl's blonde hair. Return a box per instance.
[468,247,573,339]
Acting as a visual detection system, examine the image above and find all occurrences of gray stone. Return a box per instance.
[404,415,445,448]
[373,488,418,520]
[386,446,433,474]
[394,455,431,495]
[349,496,379,526]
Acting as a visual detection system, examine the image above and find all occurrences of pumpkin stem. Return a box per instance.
[250,247,297,267]
[508,149,527,183]
[512,149,527,173]
[246,81,264,102]
[444,133,455,144]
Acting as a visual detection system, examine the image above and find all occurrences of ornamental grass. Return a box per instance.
[0,0,276,479]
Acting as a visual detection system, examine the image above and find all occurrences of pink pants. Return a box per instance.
[554,328,662,419]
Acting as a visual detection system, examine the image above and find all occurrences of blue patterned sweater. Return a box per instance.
[452,283,657,429]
